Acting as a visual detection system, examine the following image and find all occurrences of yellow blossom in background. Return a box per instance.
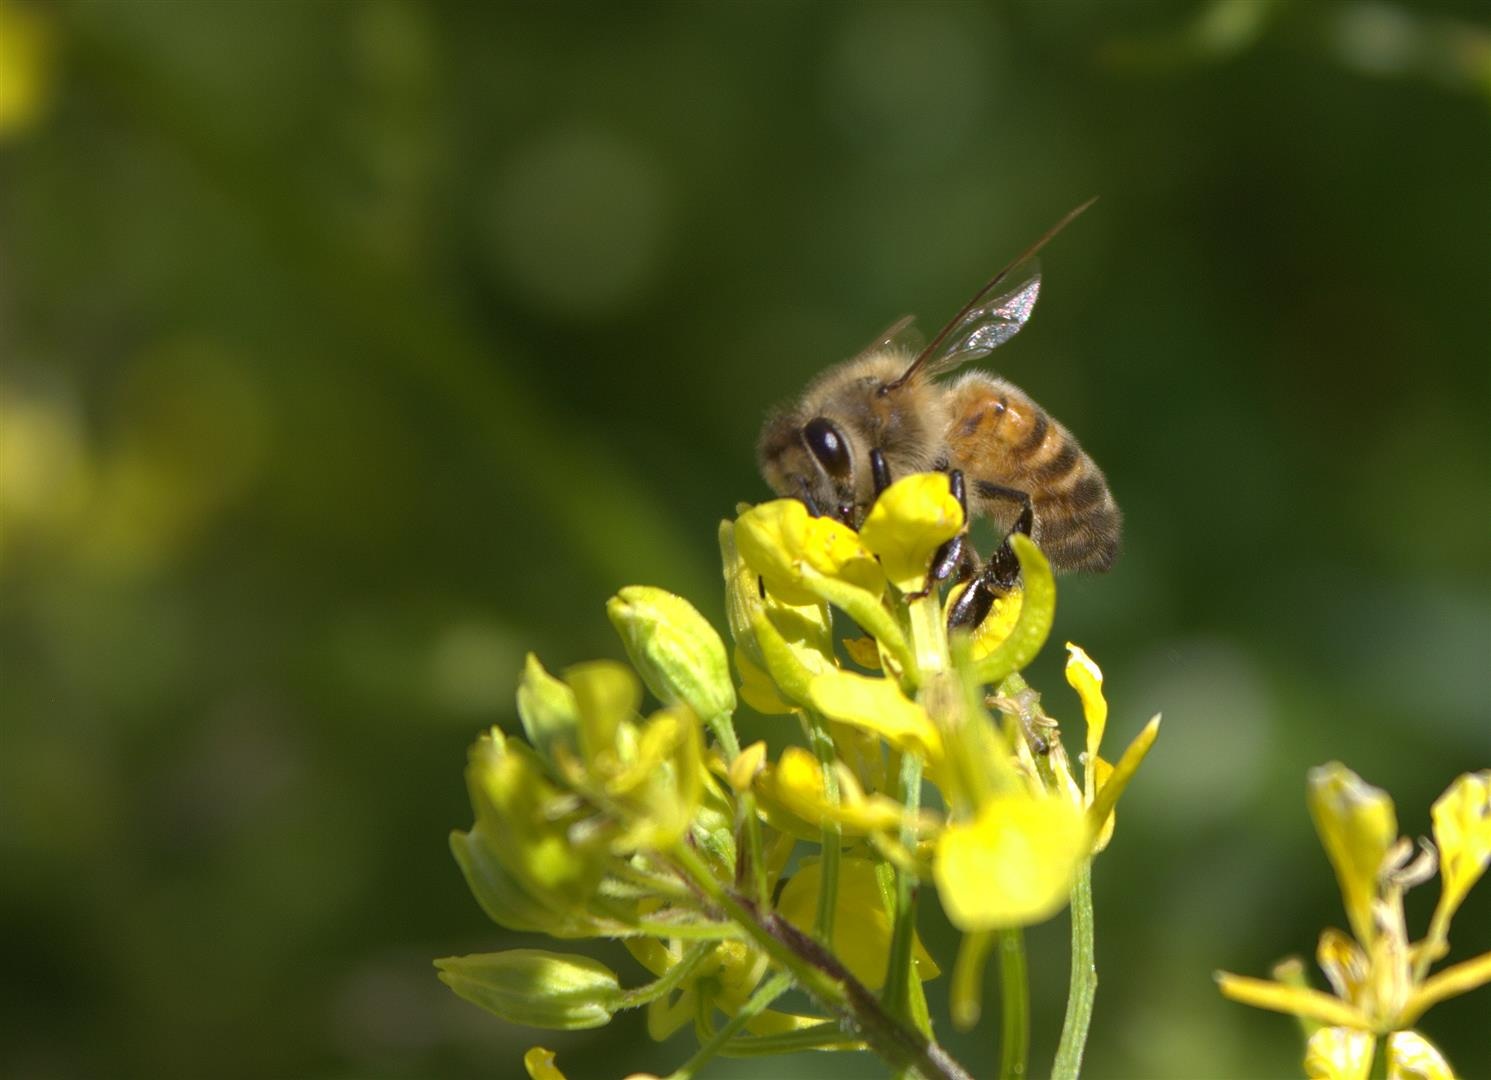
[523,1046,565,1080]
[0,0,54,138]
[1431,770,1491,919]
[1219,766,1491,1077]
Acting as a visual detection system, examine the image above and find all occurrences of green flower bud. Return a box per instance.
[463,728,606,914]
[607,586,735,726]
[435,949,623,1029]
[516,653,579,764]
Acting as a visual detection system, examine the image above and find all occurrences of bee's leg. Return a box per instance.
[869,448,892,497]
[972,481,1034,590]
[947,567,996,631]
[926,468,967,581]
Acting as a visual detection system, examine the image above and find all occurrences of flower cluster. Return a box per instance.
[1218,765,1491,1079]
[437,474,1159,1080]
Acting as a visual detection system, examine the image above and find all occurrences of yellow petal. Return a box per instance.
[1304,1027,1375,1080]
[734,645,797,716]
[1400,949,1491,1026]
[1308,763,1398,946]
[1317,927,1369,1005]
[762,745,904,835]
[1064,643,1108,802]
[1086,715,1160,841]
[729,741,768,792]
[857,473,964,592]
[808,669,943,761]
[843,635,883,670]
[524,1046,568,1080]
[735,499,883,606]
[934,794,1088,930]
[778,856,940,989]
[969,535,1055,685]
[1430,770,1491,917]
[961,584,1023,662]
[1215,971,1368,1028]
[1386,1030,1455,1080]
[565,660,643,765]
[1087,756,1117,853]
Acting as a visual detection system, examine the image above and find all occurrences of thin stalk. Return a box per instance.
[1368,1035,1390,1080]
[670,971,795,1080]
[997,929,1030,1080]
[616,941,716,1010]
[882,751,925,1023]
[669,843,972,1080]
[1052,861,1096,1080]
[704,711,771,910]
[721,1022,863,1055]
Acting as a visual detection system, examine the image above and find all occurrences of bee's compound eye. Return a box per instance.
[803,417,852,479]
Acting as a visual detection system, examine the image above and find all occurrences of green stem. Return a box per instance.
[721,1021,862,1055]
[997,929,1030,1080]
[669,971,795,1079]
[1368,1035,1390,1080]
[882,751,925,1023]
[616,941,716,1010]
[669,844,972,1080]
[704,711,771,909]
[1052,861,1096,1080]
[805,712,843,941]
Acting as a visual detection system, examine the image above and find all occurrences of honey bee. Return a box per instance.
[757,201,1120,628]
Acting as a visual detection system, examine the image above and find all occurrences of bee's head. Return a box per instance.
[757,410,861,524]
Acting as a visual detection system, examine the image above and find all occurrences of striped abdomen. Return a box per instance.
[943,372,1121,572]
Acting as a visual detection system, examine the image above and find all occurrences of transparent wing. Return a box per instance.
[885,197,1094,392]
[919,259,1041,377]
[847,313,924,364]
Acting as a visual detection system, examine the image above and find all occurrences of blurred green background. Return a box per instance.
[2,1,1488,1077]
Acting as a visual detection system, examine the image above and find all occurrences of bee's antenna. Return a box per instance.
[886,196,1097,392]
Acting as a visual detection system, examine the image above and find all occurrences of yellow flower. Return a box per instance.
[778,856,940,989]
[734,498,883,606]
[523,1046,566,1080]
[1309,762,1398,947]
[756,745,909,837]
[1218,766,1491,1070]
[857,473,963,593]
[933,792,1089,930]
[1431,770,1491,920]
[1304,1028,1454,1080]
[1059,644,1160,852]
[807,668,943,762]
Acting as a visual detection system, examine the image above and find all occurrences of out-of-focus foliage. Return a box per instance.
[0,2,1486,1078]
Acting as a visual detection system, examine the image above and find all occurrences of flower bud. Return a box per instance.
[435,949,623,1029]
[607,586,735,726]
[1308,763,1397,946]
[516,654,579,764]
